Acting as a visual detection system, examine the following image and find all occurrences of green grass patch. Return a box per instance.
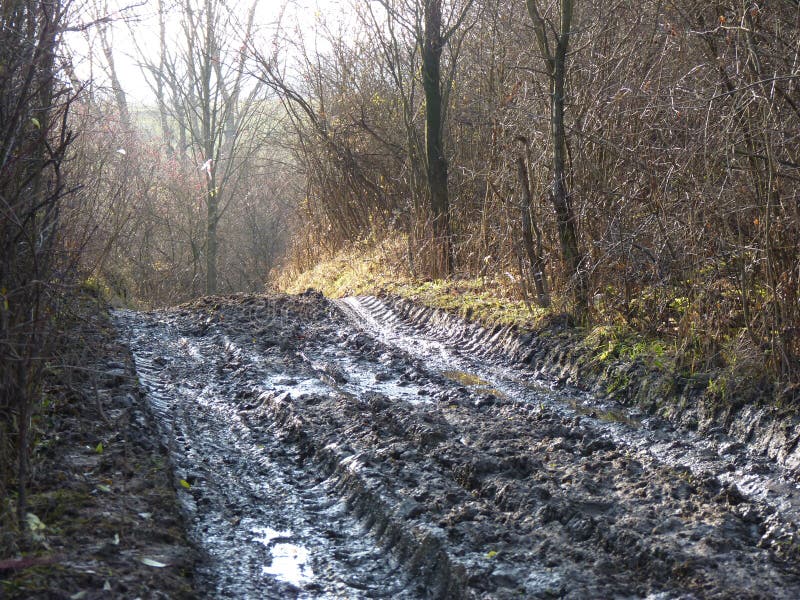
[582,324,673,372]
[276,239,549,329]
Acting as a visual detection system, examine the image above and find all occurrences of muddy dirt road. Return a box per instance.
[114,292,800,599]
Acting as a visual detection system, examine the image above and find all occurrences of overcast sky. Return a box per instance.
[66,0,352,105]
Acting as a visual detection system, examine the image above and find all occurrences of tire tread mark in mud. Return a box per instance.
[115,308,423,599]
[116,295,800,600]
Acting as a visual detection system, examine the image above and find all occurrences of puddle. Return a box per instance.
[264,375,331,397]
[442,370,491,387]
[342,367,431,405]
[262,542,314,587]
[566,398,640,427]
[253,526,293,546]
[442,370,508,400]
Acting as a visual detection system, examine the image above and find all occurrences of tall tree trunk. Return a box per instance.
[422,0,453,277]
[516,143,549,307]
[551,18,586,315]
[526,0,587,317]
[202,0,217,295]
[156,0,172,152]
[97,15,130,129]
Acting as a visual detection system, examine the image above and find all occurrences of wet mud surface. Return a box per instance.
[114,292,800,598]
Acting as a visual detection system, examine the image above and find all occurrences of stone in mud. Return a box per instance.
[719,441,746,455]
[717,483,747,506]
[522,570,566,598]
[474,393,496,408]
[395,499,424,520]
[565,514,596,542]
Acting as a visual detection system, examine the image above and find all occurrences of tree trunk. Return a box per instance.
[202,0,217,295]
[156,0,173,152]
[551,25,586,315]
[206,184,218,295]
[97,17,130,130]
[422,0,453,277]
[526,0,587,317]
[516,146,549,307]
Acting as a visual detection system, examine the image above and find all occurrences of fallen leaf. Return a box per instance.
[140,557,169,568]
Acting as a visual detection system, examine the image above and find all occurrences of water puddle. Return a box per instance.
[342,368,431,405]
[565,398,640,427]
[264,374,331,397]
[442,370,490,387]
[253,526,293,546]
[442,369,509,400]
[262,540,314,587]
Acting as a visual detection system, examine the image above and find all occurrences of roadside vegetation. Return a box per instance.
[271,0,798,407]
[277,237,774,412]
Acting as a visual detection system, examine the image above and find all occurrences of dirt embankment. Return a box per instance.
[0,303,195,599]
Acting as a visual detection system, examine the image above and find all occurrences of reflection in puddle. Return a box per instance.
[567,398,640,426]
[442,370,509,400]
[442,370,490,387]
[254,526,315,587]
[262,542,314,586]
[253,526,292,546]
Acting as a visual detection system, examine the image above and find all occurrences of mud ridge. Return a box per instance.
[255,389,467,598]
[362,294,800,473]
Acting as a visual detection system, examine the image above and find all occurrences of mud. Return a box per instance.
[366,295,800,472]
[114,292,800,598]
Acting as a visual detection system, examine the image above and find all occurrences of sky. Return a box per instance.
[66,0,352,105]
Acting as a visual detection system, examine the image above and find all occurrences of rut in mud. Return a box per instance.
[114,292,800,599]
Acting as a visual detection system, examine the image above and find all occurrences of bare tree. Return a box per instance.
[0,0,77,530]
[94,0,130,129]
[526,0,586,316]
[138,0,266,294]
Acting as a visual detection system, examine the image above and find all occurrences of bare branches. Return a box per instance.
[1,0,79,532]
